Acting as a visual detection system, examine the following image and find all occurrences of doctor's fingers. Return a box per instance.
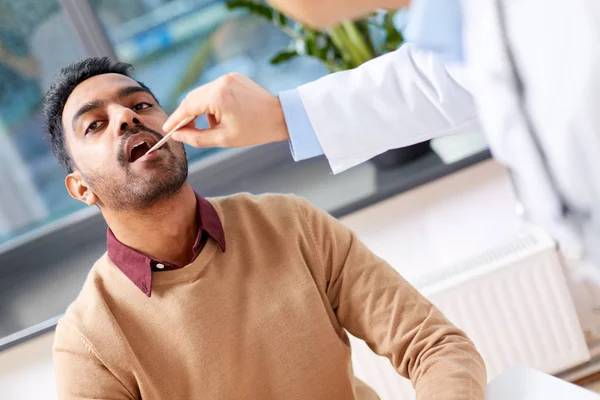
[163,77,232,132]
[171,127,229,148]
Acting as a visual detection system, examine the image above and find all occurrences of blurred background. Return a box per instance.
[0,0,330,244]
[2,1,600,399]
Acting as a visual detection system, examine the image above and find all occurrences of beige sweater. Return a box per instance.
[53,194,486,399]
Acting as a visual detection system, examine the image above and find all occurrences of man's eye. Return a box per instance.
[133,102,152,111]
[85,121,102,136]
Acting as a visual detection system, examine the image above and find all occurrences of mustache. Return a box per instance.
[121,125,164,145]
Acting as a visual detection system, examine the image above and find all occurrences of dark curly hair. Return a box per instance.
[42,57,156,173]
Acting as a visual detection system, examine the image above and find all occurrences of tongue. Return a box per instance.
[131,145,150,162]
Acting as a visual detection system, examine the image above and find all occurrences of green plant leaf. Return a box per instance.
[275,10,287,27]
[315,32,330,59]
[226,0,273,21]
[224,1,399,72]
[270,49,299,65]
[383,11,404,52]
[354,20,376,56]
[303,28,318,57]
[328,26,355,67]
[341,21,374,64]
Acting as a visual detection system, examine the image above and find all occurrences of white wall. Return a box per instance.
[340,159,521,276]
[0,332,56,400]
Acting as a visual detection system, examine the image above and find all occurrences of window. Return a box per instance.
[0,0,87,244]
[0,0,328,246]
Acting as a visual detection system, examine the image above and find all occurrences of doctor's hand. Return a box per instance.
[163,73,290,148]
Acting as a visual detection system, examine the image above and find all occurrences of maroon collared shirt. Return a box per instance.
[107,193,226,297]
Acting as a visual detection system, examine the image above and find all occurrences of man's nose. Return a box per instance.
[113,107,141,136]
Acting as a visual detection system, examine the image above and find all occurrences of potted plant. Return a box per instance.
[226,0,431,168]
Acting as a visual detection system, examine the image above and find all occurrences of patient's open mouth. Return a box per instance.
[126,133,163,163]
[130,141,152,162]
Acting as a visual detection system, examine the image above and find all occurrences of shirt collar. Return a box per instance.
[106,193,225,296]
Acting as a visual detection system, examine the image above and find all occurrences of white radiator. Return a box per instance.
[339,160,591,399]
[348,228,590,400]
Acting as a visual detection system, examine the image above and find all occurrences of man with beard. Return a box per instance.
[45,57,486,400]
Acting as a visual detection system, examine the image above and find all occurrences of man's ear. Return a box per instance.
[65,171,98,206]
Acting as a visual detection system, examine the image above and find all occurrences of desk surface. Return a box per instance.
[488,367,600,399]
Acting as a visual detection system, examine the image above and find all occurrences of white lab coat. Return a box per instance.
[297,44,480,175]
[462,0,600,268]
[296,2,600,267]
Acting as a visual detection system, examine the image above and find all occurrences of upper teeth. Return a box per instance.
[133,141,148,149]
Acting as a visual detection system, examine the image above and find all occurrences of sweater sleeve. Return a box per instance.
[296,197,487,400]
[53,321,136,400]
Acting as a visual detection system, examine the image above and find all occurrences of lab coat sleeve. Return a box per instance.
[296,43,480,174]
[278,88,325,161]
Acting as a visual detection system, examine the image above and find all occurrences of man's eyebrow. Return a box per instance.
[70,87,155,131]
[117,86,153,99]
[72,99,104,131]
